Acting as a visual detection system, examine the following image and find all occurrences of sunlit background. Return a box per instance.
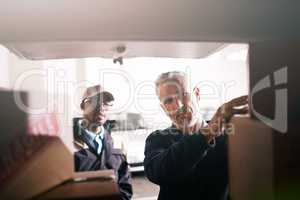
[0,43,248,146]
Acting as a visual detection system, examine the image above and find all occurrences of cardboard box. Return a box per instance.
[0,137,74,200]
[33,170,120,200]
[0,90,70,199]
[228,117,274,200]
[0,91,61,184]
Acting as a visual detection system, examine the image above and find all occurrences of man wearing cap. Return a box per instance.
[144,71,248,200]
[74,85,132,200]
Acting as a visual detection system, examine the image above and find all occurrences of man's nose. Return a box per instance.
[95,103,106,112]
[171,96,183,111]
[182,93,190,107]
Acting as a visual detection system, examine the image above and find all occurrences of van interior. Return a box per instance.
[0,1,299,200]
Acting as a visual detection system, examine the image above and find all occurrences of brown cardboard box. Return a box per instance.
[0,90,72,200]
[0,90,61,184]
[33,170,120,200]
[0,137,74,200]
[228,117,274,200]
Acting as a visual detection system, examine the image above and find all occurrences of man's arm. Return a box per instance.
[109,147,133,200]
[144,130,212,185]
[117,156,133,200]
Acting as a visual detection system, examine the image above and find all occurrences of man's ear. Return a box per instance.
[193,87,200,101]
[80,102,85,110]
[160,103,165,112]
[160,103,168,114]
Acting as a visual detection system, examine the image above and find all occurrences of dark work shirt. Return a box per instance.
[144,126,229,200]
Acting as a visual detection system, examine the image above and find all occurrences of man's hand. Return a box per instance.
[207,95,249,137]
[218,95,249,122]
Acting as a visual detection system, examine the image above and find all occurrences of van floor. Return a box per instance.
[132,172,159,200]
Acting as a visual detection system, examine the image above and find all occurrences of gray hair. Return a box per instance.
[155,71,187,96]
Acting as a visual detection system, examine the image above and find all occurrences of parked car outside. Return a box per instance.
[110,113,154,172]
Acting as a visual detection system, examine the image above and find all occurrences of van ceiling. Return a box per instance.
[4,41,225,60]
[0,0,297,59]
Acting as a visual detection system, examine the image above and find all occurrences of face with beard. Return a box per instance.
[158,81,200,134]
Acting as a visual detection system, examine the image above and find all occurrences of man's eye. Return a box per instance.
[164,97,174,104]
[103,102,113,107]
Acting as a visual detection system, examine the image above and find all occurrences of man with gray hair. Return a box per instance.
[144,71,248,200]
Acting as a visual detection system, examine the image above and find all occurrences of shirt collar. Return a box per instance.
[86,128,104,140]
[78,119,105,140]
[170,117,207,129]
